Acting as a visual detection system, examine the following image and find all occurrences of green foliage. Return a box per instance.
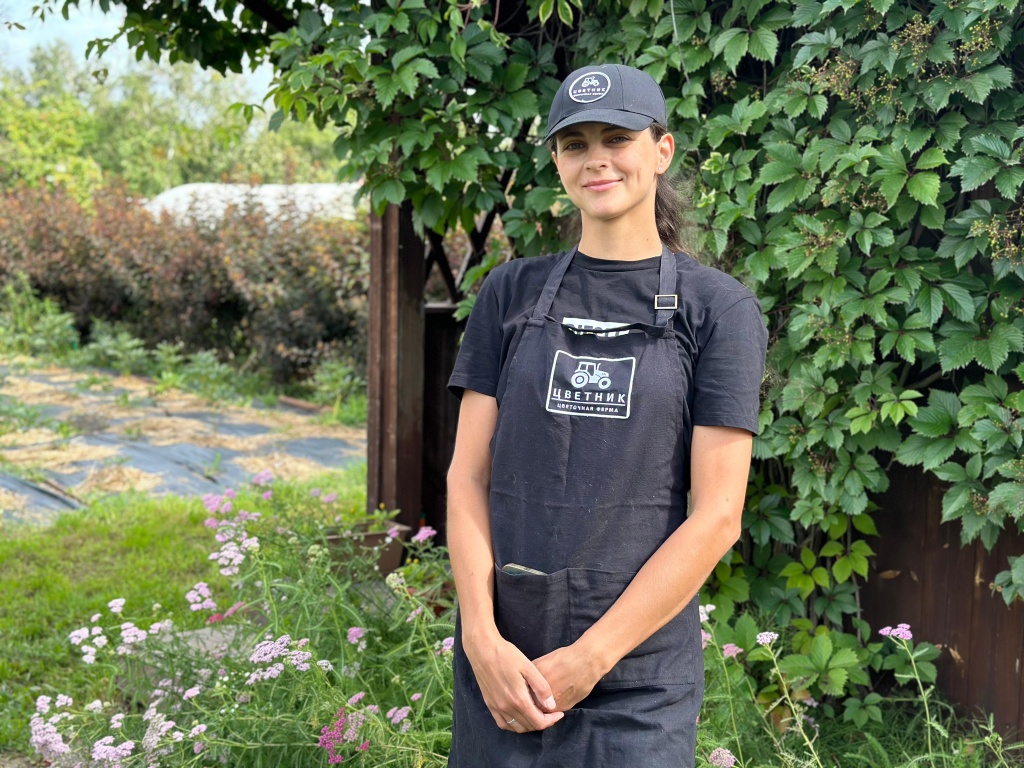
[0,41,341,198]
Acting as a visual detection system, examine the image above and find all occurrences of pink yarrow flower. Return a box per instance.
[251,469,273,486]
[107,598,126,614]
[756,631,779,646]
[880,623,913,641]
[709,747,737,767]
[412,526,437,543]
[347,627,366,644]
[722,643,742,659]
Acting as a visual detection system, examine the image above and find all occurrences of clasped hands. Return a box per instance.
[465,635,606,734]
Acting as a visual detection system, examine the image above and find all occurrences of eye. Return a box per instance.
[562,140,585,151]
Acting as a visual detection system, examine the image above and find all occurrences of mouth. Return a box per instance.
[583,179,620,192]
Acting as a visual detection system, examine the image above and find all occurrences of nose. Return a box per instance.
[583,145,611,170]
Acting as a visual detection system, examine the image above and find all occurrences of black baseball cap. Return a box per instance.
[544,64,668,141]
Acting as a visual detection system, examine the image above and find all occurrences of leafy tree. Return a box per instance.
[0,39,341,197]
[36,0,1024,693]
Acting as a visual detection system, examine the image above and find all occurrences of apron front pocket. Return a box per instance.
[493,564,570,661]
[567,569,702,689]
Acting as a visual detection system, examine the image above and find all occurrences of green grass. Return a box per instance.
[0,464,369,755]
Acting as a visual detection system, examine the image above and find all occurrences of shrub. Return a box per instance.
[0,184,370,382]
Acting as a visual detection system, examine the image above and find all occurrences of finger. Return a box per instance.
[522,661,558,712]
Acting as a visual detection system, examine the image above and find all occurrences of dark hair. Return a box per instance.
[548,123,687,253]
[648,123,685,253]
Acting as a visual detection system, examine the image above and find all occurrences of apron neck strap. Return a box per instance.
[531,244,678,329]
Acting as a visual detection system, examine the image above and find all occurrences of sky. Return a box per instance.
[0,2,273,97]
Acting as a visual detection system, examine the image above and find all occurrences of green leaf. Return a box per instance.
[915,148,947,170]
[723,31,750,73]
[374,178,406,207]
[950,155,999,192]
[957,72,995,104]
[504,90,538,120]
[906,173,940,206]
[994,167,1024,201]
[749,28,779,62]
[879,172,908,209]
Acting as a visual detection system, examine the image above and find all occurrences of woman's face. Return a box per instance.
[551,122,674,228]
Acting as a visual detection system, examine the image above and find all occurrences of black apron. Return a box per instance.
[450,246,703,768]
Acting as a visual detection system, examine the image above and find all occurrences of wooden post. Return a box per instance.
[367,202,424,529]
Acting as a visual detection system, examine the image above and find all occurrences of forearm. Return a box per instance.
[578,507,740,676]
[446,471,501,648]
[578,425,752,677]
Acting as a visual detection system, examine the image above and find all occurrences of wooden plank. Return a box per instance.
[987,528,1024,734]
[864,466,926,633]
[366,203,424,530]
[421,303,464,542]
[938,504,976,708]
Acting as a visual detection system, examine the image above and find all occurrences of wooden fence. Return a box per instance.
[861,464,1024,735]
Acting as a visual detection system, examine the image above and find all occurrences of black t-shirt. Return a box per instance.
[449,250,767,434]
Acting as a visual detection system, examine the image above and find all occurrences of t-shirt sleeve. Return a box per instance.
[447,272,503,399]
[692,296,768,434]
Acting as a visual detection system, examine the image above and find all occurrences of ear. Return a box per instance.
[655,131,675,174]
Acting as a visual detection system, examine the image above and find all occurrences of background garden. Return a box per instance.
[2,0,1024,765]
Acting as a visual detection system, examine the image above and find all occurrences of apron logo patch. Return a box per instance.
[546,350,636,419]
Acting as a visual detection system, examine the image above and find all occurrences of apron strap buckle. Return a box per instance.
[654,294,678,311]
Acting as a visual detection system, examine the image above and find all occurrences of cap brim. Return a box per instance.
[544,110,656,141]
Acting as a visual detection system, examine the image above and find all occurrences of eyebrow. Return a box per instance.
[558,126,631,140]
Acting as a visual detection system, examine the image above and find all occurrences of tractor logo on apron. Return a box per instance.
[546,350,636,419]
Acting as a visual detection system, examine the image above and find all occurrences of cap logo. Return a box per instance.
[568,72,611,104]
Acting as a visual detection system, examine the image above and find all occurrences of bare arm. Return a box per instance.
[447,390,563,732]
[534,425,752,707]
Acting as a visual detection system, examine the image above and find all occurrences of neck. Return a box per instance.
[578,222,663,261]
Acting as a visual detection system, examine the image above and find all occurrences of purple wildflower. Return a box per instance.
[108,598,126,614]
[347,627,366,645]
[412,526,437,543]
[387,526,401,539]
[183,686,201,700]
[388,706,411,724]
[323,492,338,503]
[35,696,52,714]
[701,629,712,650]
[309,487,322,498]
[722,643,742,659]
[880,623,913,641]
[708,747,737,767]
[262,490,273,500]
[348,692,366,706]
[251,469,273,486]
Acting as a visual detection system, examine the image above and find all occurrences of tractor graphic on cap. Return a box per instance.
[571,361,612,390]
[580,76,602,89]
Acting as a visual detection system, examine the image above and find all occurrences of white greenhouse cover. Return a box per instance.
[143,182,364,222]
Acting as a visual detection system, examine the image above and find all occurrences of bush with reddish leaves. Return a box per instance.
[0,185,369,381]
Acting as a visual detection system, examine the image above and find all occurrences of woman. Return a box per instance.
[445,63,767,767]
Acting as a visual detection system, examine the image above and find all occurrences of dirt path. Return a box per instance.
[0,360,365,524]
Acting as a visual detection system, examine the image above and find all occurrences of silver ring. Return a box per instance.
[507,718,517,726]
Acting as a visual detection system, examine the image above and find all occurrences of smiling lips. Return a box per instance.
[583,179,620,191]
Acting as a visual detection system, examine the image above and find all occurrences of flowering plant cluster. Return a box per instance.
[28,471,455,767]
